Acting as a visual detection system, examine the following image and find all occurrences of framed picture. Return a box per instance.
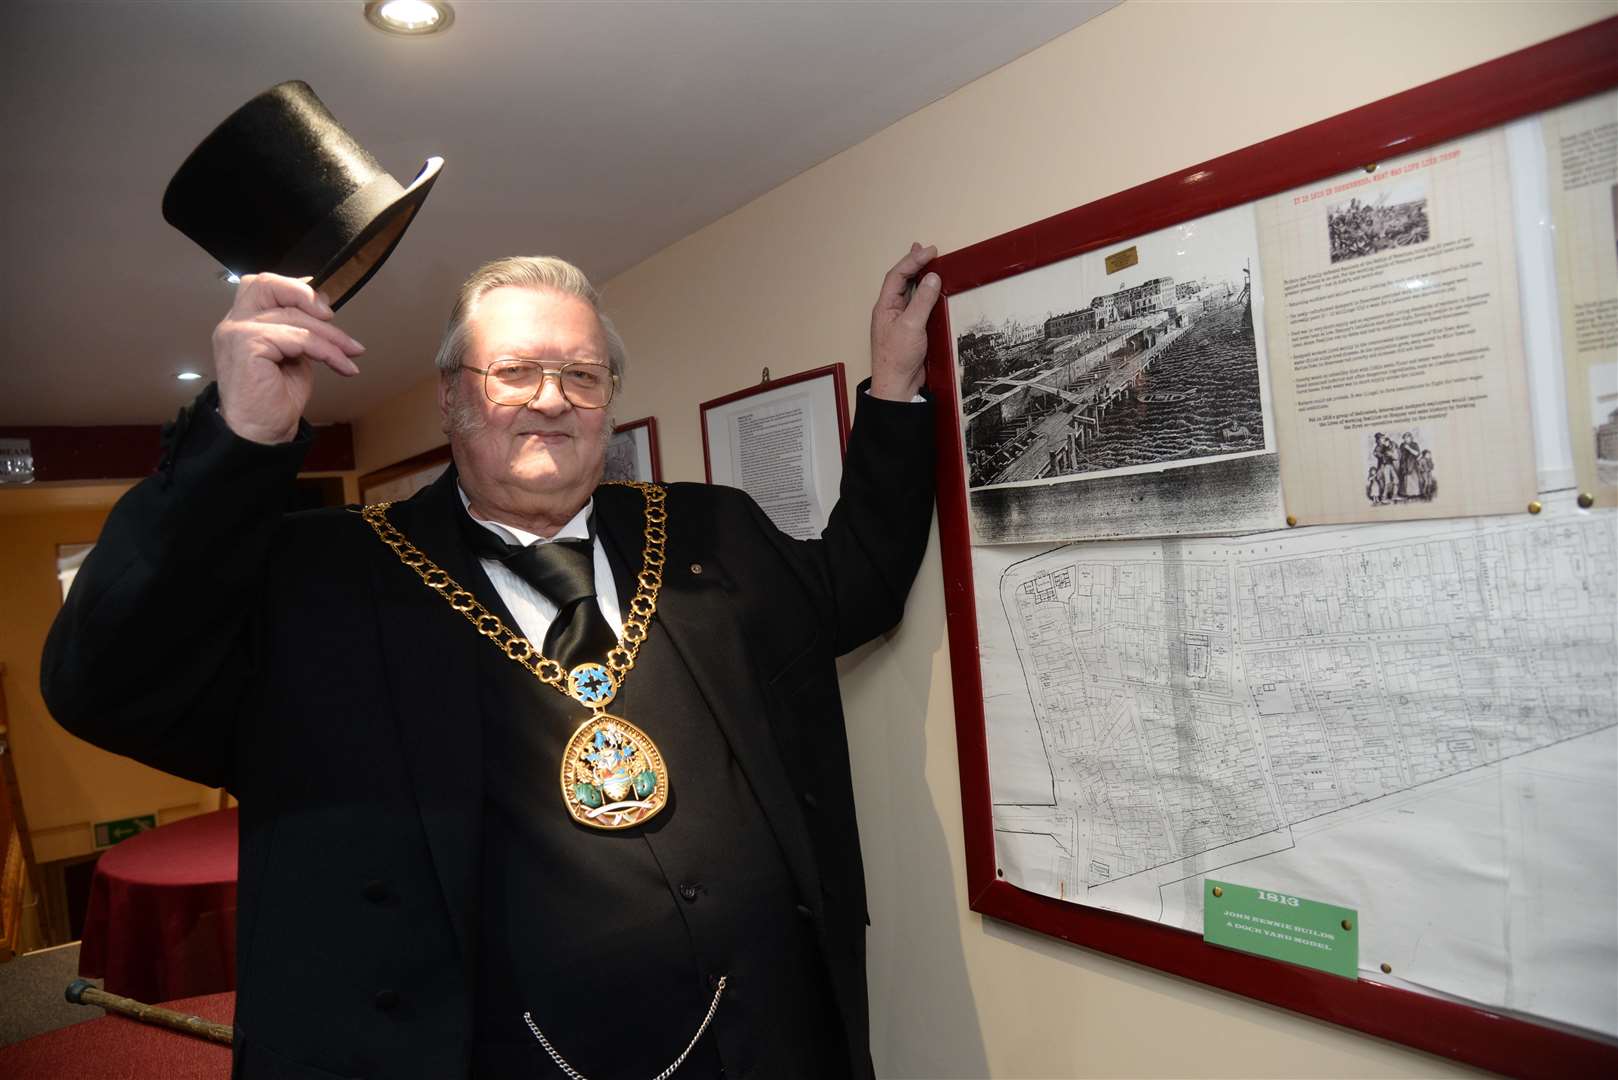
[699,364,849,540]
[605,416,662,483]
[359,444,451,505]
[921,20,1618,1080]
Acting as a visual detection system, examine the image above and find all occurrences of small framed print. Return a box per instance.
[699,364,849,540]
[605,416,662,483]
[359,444,452,504]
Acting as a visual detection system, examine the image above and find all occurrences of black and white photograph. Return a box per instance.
[1594,406,1618,488]
[1327,176,1431,264]
[1593,366,1618,488]
[953,207,1272,490]
[1363,427,1438,505]
[950,205,1284,544]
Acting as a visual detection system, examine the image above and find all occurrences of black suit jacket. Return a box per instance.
[42,383,934,1079]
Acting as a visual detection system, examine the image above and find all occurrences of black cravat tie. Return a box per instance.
[460,506,619,670]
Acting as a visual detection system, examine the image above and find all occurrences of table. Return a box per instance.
[79,808,238,1003]
[0,991,232,1077]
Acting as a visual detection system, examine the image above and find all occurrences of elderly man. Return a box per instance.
[43,246,940,1079]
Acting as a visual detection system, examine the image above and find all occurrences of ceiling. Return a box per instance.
[0,0,1114,427]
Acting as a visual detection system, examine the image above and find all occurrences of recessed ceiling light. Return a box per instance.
[365,0,453,36]
[177,371,204,381]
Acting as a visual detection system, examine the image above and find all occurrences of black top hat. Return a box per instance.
[162,80,443,310]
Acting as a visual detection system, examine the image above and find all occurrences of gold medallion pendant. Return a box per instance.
[559,662,669,828]
[362,482,673,833]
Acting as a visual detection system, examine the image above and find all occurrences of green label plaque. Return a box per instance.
[1203,880,1358,979]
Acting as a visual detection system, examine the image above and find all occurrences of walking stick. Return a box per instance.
[65,979,234,1046]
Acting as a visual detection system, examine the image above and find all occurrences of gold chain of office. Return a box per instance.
[359,481,668,699]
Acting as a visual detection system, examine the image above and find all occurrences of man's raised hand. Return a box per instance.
[212,273,366,444]
[869,242,940,402]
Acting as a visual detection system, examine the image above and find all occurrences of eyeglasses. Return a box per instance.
[461,360,618,409]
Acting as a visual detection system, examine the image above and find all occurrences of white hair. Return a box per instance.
[432,255,627,380]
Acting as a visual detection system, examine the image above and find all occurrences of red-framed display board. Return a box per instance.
[922,19,1618,1078]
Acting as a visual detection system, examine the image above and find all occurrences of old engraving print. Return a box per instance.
[949,205,1283,544]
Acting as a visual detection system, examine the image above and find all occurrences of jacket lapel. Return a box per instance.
[595,485,824,908]
[369,465,498,989]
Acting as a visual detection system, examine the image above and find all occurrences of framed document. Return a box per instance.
[605,416,662,483]
[699,364,850,540]
[359,445,451,504]
[923,19,1618,1079]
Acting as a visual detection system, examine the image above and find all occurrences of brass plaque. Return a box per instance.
[1104,245,1139,274]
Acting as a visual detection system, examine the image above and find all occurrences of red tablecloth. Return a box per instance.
[0,991,233,1078]
[79,808,239,1003]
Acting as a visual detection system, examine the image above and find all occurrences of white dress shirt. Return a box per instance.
[456,487,624,644]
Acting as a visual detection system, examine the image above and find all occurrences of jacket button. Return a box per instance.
[678,883,699,902]
[795,903,814,922]
[801,792,819,810]
[374,989,400,1012]
[362,880,388,904]
[689,562,703,575]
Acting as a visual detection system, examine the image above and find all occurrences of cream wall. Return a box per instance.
[355,2,1617,1075]
[0,471,356,864]
[0,485,215,864]
[355,376,444,477]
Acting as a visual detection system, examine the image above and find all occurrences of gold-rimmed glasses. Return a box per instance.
[461,360,618,409]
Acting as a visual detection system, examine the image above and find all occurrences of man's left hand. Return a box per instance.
[869,243,940,401]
